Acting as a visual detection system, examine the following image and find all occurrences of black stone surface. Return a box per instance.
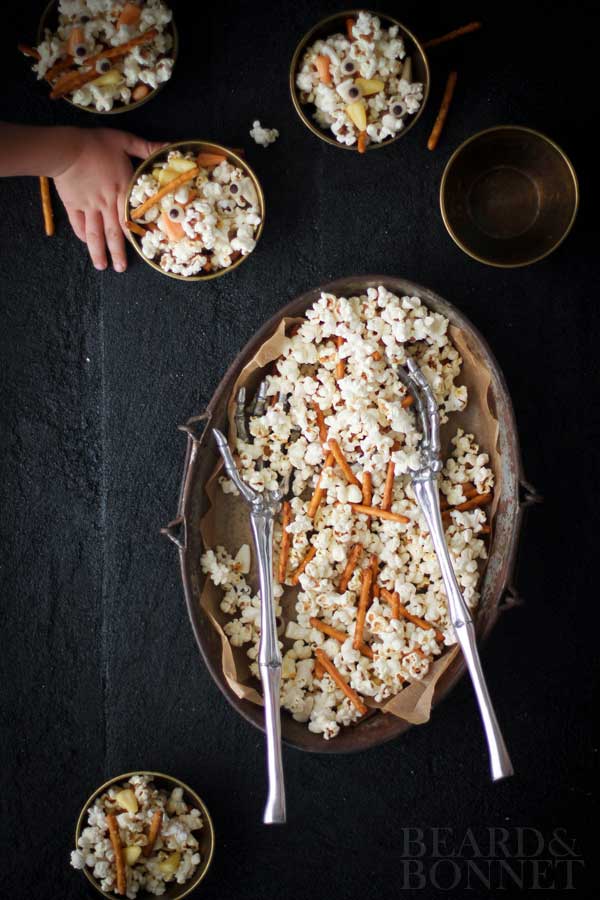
[0,2,597,898]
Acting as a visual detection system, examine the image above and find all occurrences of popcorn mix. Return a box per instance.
[129,150,261,277]
[249,120,279,147]
[70,775,204,897]
[295,11,423,149]
[202,287,494,739]
[31,0,174,112]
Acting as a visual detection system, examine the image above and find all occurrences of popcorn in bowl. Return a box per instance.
[295,11,424,151]
[71,774,208,898]
[202,287,495,740]
[29,1,175,112]
[127,147,263,278]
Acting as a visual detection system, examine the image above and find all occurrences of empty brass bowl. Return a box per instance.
[440,126,578,267]
[74,771,215,900]
[290,9,430,151]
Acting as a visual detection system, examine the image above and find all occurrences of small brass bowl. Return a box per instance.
[290,9,429,151]
[440,126,578,267]
[124,140,265,282]
[37,0,178,114]
[74,771,215,900]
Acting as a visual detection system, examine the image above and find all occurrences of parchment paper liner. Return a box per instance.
[199,315,501,725]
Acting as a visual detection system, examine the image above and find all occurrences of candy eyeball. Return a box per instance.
[229,183,239,195]
[342,59,357,75]
[73,43,88,59]
[96,58,111,73]
[390,101,406,118]
[166,203,184,221]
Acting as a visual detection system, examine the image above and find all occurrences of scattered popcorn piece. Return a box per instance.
[249,120,279,147]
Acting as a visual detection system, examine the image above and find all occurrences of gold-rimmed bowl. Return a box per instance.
[124,140,265,282]
[290,9,429,151]
[36,0,178,114]
[74,771,215,900]
[440,126,579,267]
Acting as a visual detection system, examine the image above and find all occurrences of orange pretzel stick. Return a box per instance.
[346,17,356,40]
[427,70,458,151]
[307,451,334,518]
[337,542,363,593]
[423,21,482,49]
[315,649,368,715]
[388,590,400,620]
[350,503,410,524]
[18,43,40,59]
[125,219,146,237]
[401,395,414,408]
[442,491,493,521]
[289,545,316,585]
[357,131,367,154]
[362,471,372,506]
[131,167,200,219]
[39,176,54,237]
[50,29,158,97]
[277,500,292,583]
[327,438,362,488]
[309,616,373,659]
[335,336,345,379]
[106,814,126,895]
[353,566,373,650]
[314,657,325,679]
[370,553,380,599]
[439,482,478,510]
[312,401,328,443]
[46,55,75,81]
[143,810,163,858]
[382,459,395,511]
[381,588,445,642]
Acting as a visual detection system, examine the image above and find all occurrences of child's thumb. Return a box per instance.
[123,133,168,159]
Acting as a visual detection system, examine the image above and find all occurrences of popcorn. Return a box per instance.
[203,288,493,739]
[70,775,203,897]
[296,11,423,149]
[249,120,280,147]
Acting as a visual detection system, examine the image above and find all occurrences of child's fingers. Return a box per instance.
[67,208,86,242]
[102,206,127,272]
[118,190,130,237]
[122,132,167,159]
[84,210,108,270]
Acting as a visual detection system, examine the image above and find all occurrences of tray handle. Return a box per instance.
[498,476,542,615]
[161,409,213,552]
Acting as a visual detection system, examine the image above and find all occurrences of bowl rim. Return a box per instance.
[36,0,178,115]
[439,124,580,268]
[168,274,531,753]
[74,770,215,900]
[124,140,266,282]
[289,8,430,152]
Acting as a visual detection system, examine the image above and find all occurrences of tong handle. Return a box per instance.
[413,477,514,782]
[250,510,287,824]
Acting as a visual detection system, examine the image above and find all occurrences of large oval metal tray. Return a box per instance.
[163,276,537,753]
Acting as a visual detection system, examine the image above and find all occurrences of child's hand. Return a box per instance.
[53,128,165,272]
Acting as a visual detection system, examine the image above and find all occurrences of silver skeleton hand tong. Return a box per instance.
[213,417,287,825]
[397,358,514,781]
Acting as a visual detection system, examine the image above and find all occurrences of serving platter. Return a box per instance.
[163,276,538,753]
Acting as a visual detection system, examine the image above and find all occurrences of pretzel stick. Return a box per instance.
[39,176,54,237]
[277,501,292,583]
[401,395,414,408]
[337,542,363,593]
[312,401,328,443]
[106,814,126,895]
[427,70,458,151]
[357,131,367,154]
[442,491,492,521]
[353,567,373,650]
[50,28,158,98]
[143,810,163,858]
[289,545,316,585]
[382,459,395,511]
[387,590,400,620]
[350,503,410,524]
[307,451,334,518]
[439,482,477,510]
[328,438,361,488]
[335,336,345,379]
[423,21,482,49]
[370,553,380,599]
[314,657,325,679]
[126,219,146,237]
[18,43,40,59]
[46,56,75,81]
[309,616,373,659]
[131,167,200,219]
[362,471,372,507]
[315,649,367,715]
[381,588,444,642]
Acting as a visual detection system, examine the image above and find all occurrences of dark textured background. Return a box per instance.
[1,2,598,898]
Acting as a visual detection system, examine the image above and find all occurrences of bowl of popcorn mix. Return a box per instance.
[72,772,215,899]
[290,10,429,152]
[125,141,265,280]
[30,0,177,113]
